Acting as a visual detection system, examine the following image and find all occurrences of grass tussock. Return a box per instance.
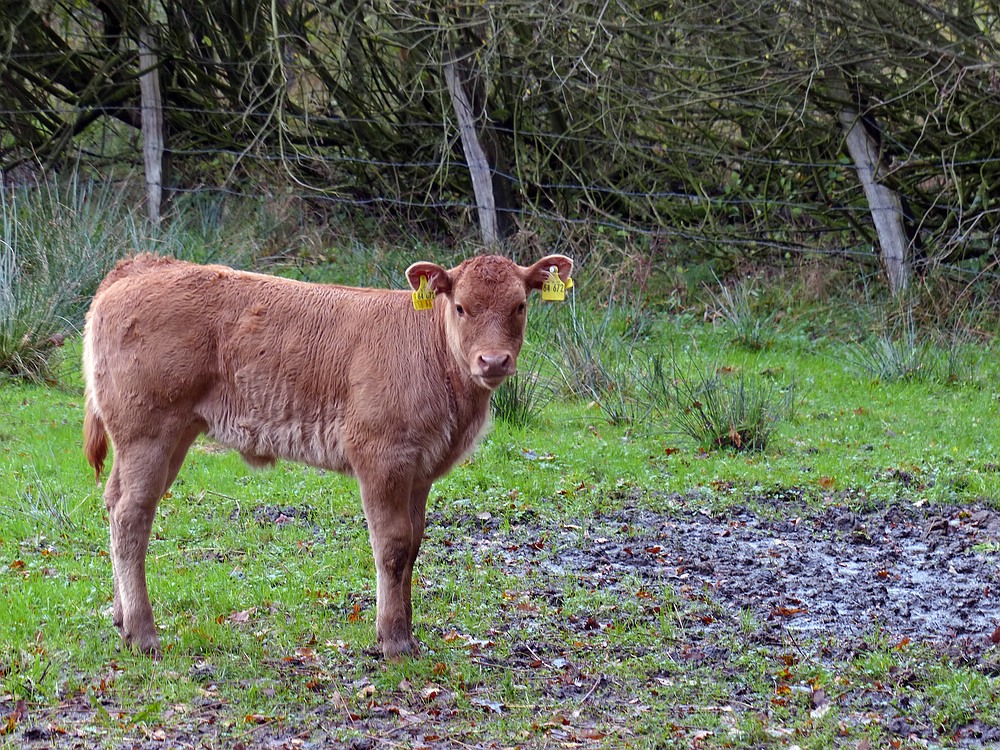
[491,354,554,429]
[709,276,777,350]
[845,304,986,385]
[0,177,139,381]
[663,359,794,452]
[543,294,658,427]
[0,178,297,382]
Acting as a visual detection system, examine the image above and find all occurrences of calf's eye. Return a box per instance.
[517,302,526,314]
[455,304,465,317]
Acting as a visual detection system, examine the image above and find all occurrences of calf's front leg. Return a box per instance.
[403,482,432,638]
[359,474,421,658]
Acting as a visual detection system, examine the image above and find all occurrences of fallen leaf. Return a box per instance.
[770,605,807,618]
[470,697,504,714]
[227,608,255,624]
[0,700,26,736]
[419,684,442,702]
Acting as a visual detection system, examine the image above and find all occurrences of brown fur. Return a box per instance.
[82,252,573,658]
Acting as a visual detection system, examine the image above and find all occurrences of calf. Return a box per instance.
[83,252,573,658]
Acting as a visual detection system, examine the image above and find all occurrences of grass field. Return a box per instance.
[1,179,998,746]
[2,272,998,749]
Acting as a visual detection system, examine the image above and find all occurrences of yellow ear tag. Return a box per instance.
[412,275,436,311]
[541,266,569,301]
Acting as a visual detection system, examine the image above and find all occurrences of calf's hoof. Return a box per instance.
[380,634,420,660]
[121,628,162,659]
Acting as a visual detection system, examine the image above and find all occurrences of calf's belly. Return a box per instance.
[197,402,354,474]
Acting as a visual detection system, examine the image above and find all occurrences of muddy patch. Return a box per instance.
[432,497,1000,658]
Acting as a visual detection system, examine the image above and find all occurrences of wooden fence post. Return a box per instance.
[830,75,910,294]
[444,58,500,247]
[138,27,164,225]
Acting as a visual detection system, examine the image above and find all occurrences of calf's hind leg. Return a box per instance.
[402,482,431,640]
[106,428,198,656]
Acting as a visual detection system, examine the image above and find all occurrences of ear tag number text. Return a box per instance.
[412,275,436,311]
[541,266,572,301]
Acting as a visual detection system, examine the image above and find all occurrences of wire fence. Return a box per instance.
[2,0,999,286]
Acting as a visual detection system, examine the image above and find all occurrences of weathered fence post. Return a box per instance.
[138,27,165,225]
[444,56,517,247]
[830,75,910,294]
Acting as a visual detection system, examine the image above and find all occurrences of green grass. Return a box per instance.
[0,206,1000,748]
[1,245,999,746]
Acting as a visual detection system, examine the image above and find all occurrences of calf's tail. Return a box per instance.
[83,394,108,483]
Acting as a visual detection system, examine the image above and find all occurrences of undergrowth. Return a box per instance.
[0,178,298,381]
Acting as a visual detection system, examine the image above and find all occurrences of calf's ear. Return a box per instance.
[406,262,453,294]
[524,254,574,291]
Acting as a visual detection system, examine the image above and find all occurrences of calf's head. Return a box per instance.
[406,254,573,390]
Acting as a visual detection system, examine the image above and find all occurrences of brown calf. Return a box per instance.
[83,252,572,658]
